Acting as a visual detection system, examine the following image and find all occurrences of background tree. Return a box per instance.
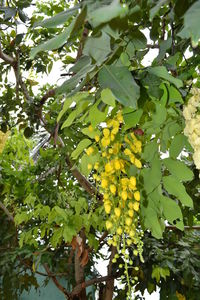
[0,0,200,299]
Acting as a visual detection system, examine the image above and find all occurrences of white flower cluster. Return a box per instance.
[183,88,200,169]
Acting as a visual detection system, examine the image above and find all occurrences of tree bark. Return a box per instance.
[104,246,117,300]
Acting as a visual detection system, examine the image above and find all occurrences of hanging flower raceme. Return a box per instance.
[183,88,200,171]
[85,110,143,298]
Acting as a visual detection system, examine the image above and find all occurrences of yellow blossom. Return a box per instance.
[101,179,108,189]
[86,147,94,156]
[95,135,100,142]
[89,125,93,132]
[130,176,136,186]
[124,148,132,156]
[117,112,123,123]
[94,162,99,170]
[101,137,110,147]
[104,203,111,214]
[104,193,109,200]
[110,133,115,141]
[114,159,121,170]
[111,127,119,135]
[110,184,116,195]
[134,191,140,201]
[105,162,113,173]
[114,207,121,218]
[135,158,142,168]
[128,209,134,217]
[117,227,123,235]
[121,191,128,201]
[106,220,113,230]
[133,202,140,211]
[103,128,110,138]
[125,217,132,226]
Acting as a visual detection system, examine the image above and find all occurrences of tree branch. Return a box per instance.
[166,225,200,230]
[71,273,120,297]
[105,246,117,300]
[0,41,16,65]
[0,201,15,223]
[43,263,70,299]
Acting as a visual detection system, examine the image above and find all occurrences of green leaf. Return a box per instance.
[83,32,111,64]
[168,85,184,104]
[148,66,183,88]
[50,227,63,248]
[163,175,193,207]
[101,88,116,107]
[169,134,187,159]
[163,158,194,181]
[33,6,79,28]
[57,92,89,122]
[123,109,143,130]
[142,206,163,239]
[80,153,100,176]
[82,127,100,139]
[152,266,170,282]
[142,157,162,194]
[130,29,147,50]
[142,140,158,162]
[178,0,200,46]
[150,0,167,20]
[99,66,140,108]
[53,206,68,221]
[30,20,75,59]
[61,98,92,129]
[88,101,108,127]
[160,195,184,230]
[57,64,94,95]
[88,0,128,28]
[71,139,92,160]
[63,225,76,243]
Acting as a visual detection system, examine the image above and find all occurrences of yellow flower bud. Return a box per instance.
[101,137,110,147]
[128,209,134,218]
[103,128,110,138]
[117,227,123,235]
[114,160,121,170]
[95,135,100,142]
[105,162,113,173]
[133,202,140,211]
[127,239,132,246]
[121,190,128,201]
[106,220,113,230]
[88,125,93,132]
[134,158,142,169]
[101,179,108,189]
[111,127,119,135]
[125,217,132,227]
[110,184,116,195]
[104,204,111,214]
[124,148,132,156]
[134,191,140,201]
[130,176,136,186]
[94,162,99,170]
[114,207,121,218]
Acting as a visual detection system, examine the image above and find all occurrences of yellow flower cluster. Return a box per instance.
[0,130,9,154]
[183,88,200,170]
[85,111,142,248]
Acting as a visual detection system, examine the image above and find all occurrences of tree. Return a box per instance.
[0,0,200,299]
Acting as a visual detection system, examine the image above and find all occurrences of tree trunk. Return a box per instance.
[104,246,117,300]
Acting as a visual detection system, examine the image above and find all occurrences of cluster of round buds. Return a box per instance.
[183,88,200,170]
[0,130,9,154]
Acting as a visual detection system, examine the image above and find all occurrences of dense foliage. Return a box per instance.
[1,0,200,299]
